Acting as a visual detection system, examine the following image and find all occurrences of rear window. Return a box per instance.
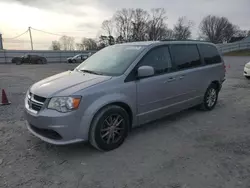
[171,44,202,70]
[199,44,222,65]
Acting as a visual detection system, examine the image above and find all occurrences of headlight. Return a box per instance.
[245,63,250,69]
[48,96,81,112]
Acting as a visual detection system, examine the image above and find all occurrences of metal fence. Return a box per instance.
[0,41,250,64]
[217,41,250,53]
[0,50,97,64]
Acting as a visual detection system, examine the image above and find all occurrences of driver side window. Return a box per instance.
[139,46,172,75]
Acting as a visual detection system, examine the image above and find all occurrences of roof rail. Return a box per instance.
[160,39,211,43]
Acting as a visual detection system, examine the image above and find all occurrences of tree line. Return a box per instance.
[50,8,250,51]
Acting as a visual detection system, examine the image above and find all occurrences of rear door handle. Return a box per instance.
[164,77,176,83]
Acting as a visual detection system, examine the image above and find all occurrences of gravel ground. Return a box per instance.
[0,57,250,188]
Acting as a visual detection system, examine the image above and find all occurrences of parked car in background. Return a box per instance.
[12,54,47,65]
[67,54,89,63]
[25,40,225,151]
[244,61,250,79]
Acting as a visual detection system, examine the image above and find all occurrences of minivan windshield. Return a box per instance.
[76,45,145,76]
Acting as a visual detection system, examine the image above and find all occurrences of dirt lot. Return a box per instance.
[0,56,250,188]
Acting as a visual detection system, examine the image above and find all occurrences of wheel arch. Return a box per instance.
[95,102,133,130]
[79,94,136,140]
[211,80,220,90]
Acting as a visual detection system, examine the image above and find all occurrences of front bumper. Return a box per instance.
[25,108,85,145]
[244,67,250,76]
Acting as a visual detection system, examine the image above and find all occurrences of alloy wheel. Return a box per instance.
[206,88,217,107]
[100,114,125,144]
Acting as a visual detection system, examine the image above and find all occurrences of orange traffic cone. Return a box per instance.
[0,89,11,105]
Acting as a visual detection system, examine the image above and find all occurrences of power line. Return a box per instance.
[31,27,84,38]
[3,29,29,40]
[3,40,50,44]
[31,27,65,37]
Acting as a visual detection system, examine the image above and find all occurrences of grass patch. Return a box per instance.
[224,49,250,56]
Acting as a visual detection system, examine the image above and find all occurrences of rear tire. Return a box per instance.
[16,60,22,65]
[37,60,42,64]
[200,83,219,111]
[89,105,129,151]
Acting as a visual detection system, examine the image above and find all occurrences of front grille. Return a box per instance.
[29,124,62,140]
[34,95,46,103]
[27,92,46,112]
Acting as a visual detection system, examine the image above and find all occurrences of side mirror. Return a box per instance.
[137,66,154,78]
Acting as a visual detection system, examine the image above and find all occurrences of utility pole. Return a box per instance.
[0,33,3,50]
[28,27,33,50]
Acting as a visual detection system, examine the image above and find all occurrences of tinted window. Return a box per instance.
[139,46,172,75]
[199,44,222,65]
[171,44,201,70]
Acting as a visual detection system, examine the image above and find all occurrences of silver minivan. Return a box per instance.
[25,41,225,151]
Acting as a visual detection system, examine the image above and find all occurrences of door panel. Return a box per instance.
[137,74,172,124]
[136,70,203,125]
[135,45,175,124]
[170,44,204,101]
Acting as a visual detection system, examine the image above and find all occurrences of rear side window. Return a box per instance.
[139,46,172,75]
[199,44,222,65]
[171,44,202,70]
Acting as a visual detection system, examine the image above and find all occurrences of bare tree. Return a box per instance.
[113,8,134,42]
[173,17,193,40]
[77,38,98,50]
[163,28,175,40]
[99,8,181,43]
[131,8,150,41]
[147,8,168,40]
[199,15,237,43]
[224,24,239,43]
[102,19,114,36]
[76,43,84,51]
[98,35,115,47]
[116,35,124,43]
[234,27,250,38]
[50,40,61,50]
[59,36,75,50]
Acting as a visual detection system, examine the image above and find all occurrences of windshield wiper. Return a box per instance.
[80,69,103,75]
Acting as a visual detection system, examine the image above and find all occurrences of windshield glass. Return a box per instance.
[73,54,81,59]
[76,45,145,76]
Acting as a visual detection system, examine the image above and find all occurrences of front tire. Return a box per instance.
[200,83,219,111]
[89,105,129,151]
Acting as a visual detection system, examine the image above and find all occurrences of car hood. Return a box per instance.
[30,71,112,98]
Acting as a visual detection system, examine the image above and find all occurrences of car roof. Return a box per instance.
[118,41,160,46]
[116,40,216,47]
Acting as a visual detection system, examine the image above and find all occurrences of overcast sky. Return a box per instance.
[0,0,249,50]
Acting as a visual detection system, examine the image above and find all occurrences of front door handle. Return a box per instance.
[164,77,176,83]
